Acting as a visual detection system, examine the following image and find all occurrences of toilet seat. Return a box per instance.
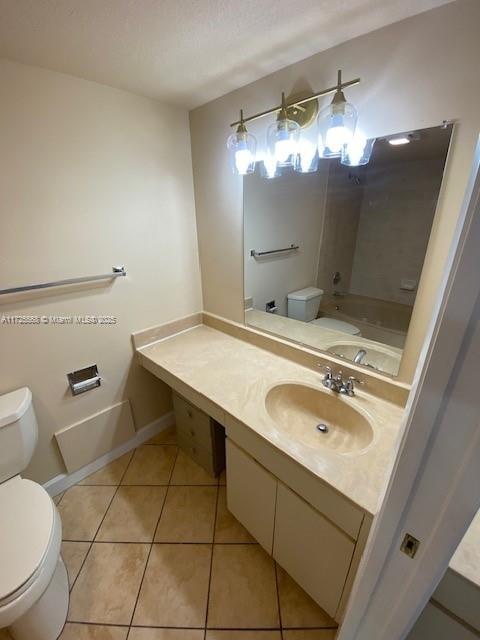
[311,316,361,336]
[0,477,60,628]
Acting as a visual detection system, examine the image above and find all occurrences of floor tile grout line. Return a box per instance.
[126,445,180,635]
[62,539,260,545]
[203,482,220,639]
[79,483,219,487]
[65,620,335,632]
[143,442,177,446]
[274,561,284,640]
[67,449,135,597]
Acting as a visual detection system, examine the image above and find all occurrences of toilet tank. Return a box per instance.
[0,388,38,483]
[287,287,324,322]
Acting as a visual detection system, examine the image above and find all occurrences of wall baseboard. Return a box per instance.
[43,411,175,497]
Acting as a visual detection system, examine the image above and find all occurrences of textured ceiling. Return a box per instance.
[0,0,454,108]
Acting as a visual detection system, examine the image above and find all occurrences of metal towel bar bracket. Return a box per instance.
[250,244,299,258]
[0,266,126,296]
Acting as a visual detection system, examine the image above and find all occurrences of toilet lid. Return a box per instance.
[0,476,54,601]
[287,287,324,301]
[311,317,361,335]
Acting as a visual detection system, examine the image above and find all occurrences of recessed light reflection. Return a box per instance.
[388,137,410,146]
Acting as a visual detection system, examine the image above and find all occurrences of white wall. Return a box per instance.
[0,59,203,483]
[190,0,480,382]
[244,166,328,316]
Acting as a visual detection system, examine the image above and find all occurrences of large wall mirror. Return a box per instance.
[244,123,453,377]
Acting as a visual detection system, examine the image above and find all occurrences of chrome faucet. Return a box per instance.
[318,365,362,396]
[354,349,367,364]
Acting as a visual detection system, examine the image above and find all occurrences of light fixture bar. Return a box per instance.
[229,74,360,128]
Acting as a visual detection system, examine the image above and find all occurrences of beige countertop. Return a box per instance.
[137,323,405,516]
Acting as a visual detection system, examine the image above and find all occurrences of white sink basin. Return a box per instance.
[265,383,374,454]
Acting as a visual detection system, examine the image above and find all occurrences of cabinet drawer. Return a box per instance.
[173,392,212,448]
[177,431,216,475]
[274,482,355,620]
[226,439,277,554]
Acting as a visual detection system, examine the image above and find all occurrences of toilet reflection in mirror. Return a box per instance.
[244,123,453,376]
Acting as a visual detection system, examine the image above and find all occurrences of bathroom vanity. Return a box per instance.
[134,317,405,622]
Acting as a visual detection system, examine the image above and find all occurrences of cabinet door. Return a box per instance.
[274,482,355,620]
[226,439,277,553]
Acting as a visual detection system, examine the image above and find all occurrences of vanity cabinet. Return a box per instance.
[274,483,355,617]
[173,392,225,476]
[226,439,277,553]
[225,435,368,621]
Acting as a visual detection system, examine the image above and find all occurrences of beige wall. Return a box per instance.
[0,59,203,483]
[190,0,480,382]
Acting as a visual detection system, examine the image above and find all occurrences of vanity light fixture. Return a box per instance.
[228,70,364,177]
[266,92,300,168]
[227,109,257,175]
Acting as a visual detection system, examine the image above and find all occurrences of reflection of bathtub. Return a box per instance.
[319,294,412,349]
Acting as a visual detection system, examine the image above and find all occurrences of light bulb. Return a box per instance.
[275,137,295,163]
[235,148,254,175]
[325,125,352,153]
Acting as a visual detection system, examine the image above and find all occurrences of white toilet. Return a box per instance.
[287,287,361,335]
[0,388,69,640]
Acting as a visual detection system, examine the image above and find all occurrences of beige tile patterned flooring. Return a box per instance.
[1,426,338,640]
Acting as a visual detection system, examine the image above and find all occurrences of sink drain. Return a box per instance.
[316,423,329,434]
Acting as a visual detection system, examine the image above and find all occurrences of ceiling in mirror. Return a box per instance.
[243,123,453,376]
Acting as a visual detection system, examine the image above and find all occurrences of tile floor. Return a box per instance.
[1,426,338,640]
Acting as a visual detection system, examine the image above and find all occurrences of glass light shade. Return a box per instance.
[295,138,319,173]
[261,153,281,179]
[227,129,256,175]
[267,117,300,168]
[318,100,358,158]
[341,132,375,166]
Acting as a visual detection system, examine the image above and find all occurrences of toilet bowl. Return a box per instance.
[310,316,361,336]
[0,388,69,640]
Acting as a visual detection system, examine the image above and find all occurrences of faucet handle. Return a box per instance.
[347,375,366,389]
[317,364,333,380]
